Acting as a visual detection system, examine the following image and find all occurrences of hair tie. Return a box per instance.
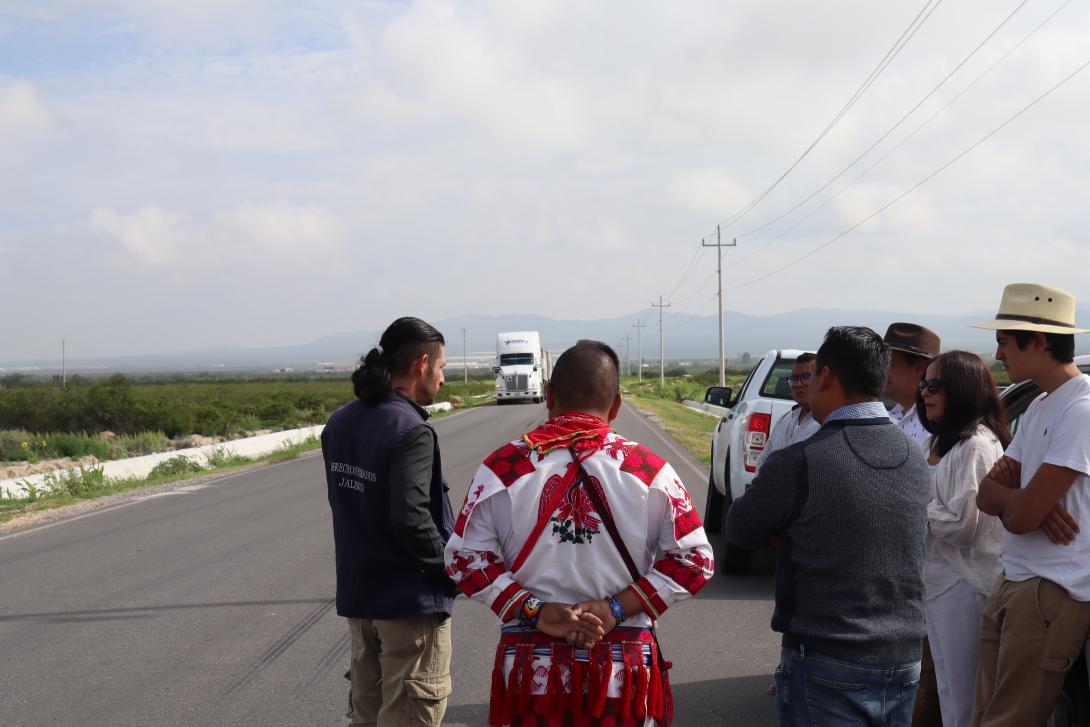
[375,344,384,357]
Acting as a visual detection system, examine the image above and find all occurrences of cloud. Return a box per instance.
[87,202,347,267]
[214,201,347,254]
[88,206,188,266]
[0,77,53,134]
[4,1,1090,361]
[668,169,751,220]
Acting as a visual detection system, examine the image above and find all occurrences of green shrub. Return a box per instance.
[118,431,170,456]
[0,430,39,462]
[46,466,108,498]
[148,456,204,479]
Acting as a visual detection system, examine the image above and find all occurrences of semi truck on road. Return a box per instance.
[494,331,550,404]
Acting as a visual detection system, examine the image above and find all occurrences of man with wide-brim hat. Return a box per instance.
[883,322,941,447]
[972,283,1090,726]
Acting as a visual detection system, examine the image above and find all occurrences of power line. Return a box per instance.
[672,268,718,307]
[663,242,708,300]
[723,55,1090,293]
[673,291,721,330]
[730,0,1073,269]
[733,0,1033,246]
[652,296,671,387]
[707,0,943,236]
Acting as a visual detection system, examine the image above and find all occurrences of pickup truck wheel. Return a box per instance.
[716,464,753,574]
[703,468,724,536]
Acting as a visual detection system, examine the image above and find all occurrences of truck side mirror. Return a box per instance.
[533,365,538,371]
[705,386,732,407]
[492,366,501,374]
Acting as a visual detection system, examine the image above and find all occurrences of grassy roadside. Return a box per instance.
[0,437,322,526]
[624,392,719,467]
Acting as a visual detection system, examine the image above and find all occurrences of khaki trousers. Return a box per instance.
[346,613,452,727]
[972,575,1090,727]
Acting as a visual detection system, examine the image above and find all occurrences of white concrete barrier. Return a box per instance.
[0,425,325,500]
[682,399,727,418]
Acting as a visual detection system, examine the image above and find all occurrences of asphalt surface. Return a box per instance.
[0,402,779,726]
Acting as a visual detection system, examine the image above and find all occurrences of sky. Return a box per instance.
[2,0,1089,360]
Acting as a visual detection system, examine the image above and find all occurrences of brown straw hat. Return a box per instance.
[883,323,941,359]
[971,283,1089,334]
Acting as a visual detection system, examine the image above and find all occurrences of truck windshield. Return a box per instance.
[500,353,535,366]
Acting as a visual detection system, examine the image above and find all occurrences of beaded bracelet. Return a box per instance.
[519,595,543,628]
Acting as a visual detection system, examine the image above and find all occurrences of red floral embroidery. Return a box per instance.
[483,442,536,487]
[619,444,666,486]
[453,482,485,536]
[603,437,635,461]
[552,478,603,544]
[446,550,506,597]
[654,549,713,595]
[664,477,702,541]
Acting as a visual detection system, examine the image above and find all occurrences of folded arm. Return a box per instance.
[929,439,1000,548]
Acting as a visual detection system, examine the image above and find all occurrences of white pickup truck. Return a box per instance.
[699,348,814,572]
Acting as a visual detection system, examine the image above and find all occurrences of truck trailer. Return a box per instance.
[494,331,550,404]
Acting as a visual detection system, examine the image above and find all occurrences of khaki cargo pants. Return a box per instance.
[346,613,452,727]
[972,575,1090,727]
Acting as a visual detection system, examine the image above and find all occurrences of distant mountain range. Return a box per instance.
[7,307,1088,372]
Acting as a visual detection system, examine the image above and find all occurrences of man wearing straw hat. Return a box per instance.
[972,283,1090,726]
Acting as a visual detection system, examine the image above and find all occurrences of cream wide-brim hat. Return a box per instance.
[971,282,1089,334]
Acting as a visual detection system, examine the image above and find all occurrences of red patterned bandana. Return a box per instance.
[522,411,612,455]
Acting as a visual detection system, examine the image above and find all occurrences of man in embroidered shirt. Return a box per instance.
[444,340,713,726]
[972,283,1090,726]
[727,326,930,726]
[884,322,941,447]
[757,353,819,471]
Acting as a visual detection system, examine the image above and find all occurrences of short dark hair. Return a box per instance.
[549,340,619,412]
[815,326,890,397]
[795,353,816,365]
[1003,330,1075,364]
[917,350,1012,457]
[352,317,445,404]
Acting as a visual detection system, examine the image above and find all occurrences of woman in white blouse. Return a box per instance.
[917,350,1011,727]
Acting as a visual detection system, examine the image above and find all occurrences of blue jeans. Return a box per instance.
[774,646,921,726]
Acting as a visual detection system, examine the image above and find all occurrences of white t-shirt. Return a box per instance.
[890,403,929,447]
[1002,374,1090,600]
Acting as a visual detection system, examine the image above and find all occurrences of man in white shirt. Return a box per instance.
[973,283,1090,726]
[756,353,819,471]
[883,322,941,447]
[444,340,712,725]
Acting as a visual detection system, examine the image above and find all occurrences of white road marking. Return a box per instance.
[0,467,266,543]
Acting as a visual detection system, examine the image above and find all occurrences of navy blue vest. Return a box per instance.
[322,391,456,619]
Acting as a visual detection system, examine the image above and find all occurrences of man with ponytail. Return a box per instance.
[322,316,458,727]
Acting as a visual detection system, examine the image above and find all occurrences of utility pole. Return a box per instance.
[62,339,66,387]
[632,321,646,382]
[702,225,736,386]
[462,328,468,383]
[652,295,670,388]
[622,333,632,377]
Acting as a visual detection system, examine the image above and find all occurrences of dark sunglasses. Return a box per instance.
[918,378,943,394]
[787,373,813,385]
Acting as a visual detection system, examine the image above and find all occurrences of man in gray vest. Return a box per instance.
[322,317,457,727]
[727,325,930,726]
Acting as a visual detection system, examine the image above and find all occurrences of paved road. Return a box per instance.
[0,402,779,726]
